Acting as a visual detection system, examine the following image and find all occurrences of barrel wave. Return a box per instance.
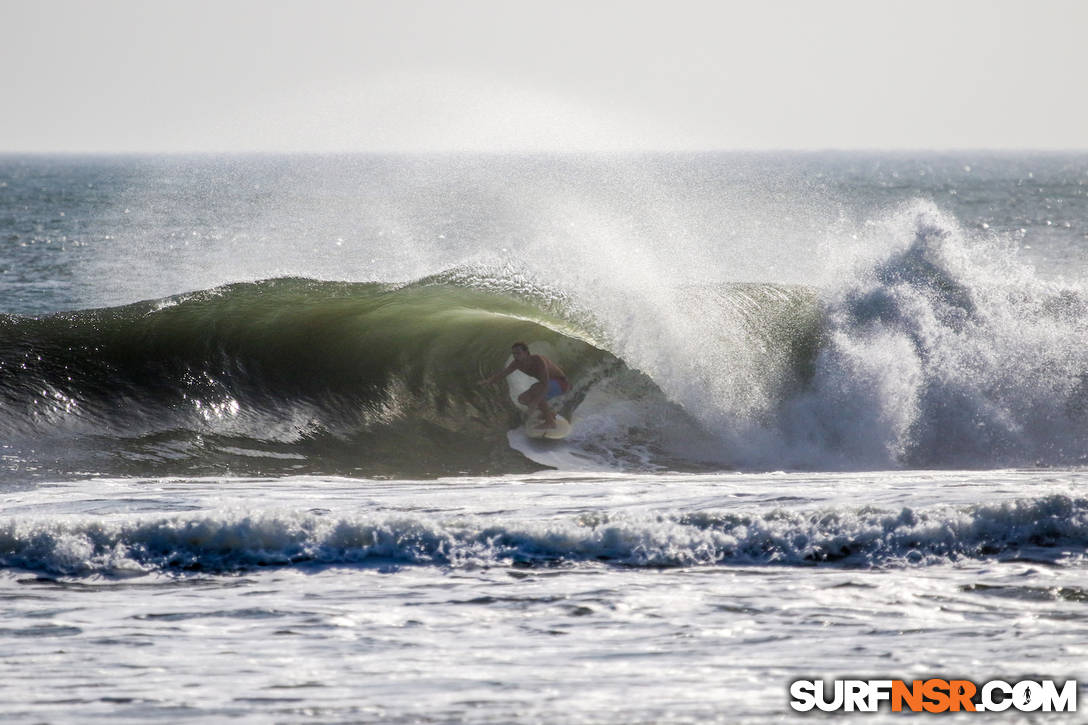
[0,276,607,477]
[0,272,822,479]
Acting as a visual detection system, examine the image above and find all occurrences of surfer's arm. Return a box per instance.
[479,361,517,385]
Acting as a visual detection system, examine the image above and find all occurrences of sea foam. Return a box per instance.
[3,494,1085,576]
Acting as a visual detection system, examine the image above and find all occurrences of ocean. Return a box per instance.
[1,152,1087,722]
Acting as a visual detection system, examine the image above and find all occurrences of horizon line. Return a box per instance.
[3,147,1088,157]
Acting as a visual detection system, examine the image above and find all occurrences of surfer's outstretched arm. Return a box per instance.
[479,361,517,386]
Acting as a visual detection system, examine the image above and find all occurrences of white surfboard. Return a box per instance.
[524,411,572,440]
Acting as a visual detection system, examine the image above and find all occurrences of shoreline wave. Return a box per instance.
[3,494,1085,576]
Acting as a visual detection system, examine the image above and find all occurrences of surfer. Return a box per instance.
[480,342,570,428]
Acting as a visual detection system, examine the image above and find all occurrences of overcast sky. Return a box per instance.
[3,0,1087,152]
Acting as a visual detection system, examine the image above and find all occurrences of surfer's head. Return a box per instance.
[511,341,530,359]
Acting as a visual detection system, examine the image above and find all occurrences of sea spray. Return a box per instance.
[780,201,1088,468]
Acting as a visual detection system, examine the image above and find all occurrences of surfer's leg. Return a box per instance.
[518,382,546,407]
[540,399,556,427]
[537,393,557,427]
[538,380,566,427]
[519,383,556,427]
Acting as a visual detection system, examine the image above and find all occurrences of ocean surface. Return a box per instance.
[1,152,1087,722]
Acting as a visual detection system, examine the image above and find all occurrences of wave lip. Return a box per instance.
[4,494,1085,576]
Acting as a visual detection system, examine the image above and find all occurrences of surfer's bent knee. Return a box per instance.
[518,385,542,406]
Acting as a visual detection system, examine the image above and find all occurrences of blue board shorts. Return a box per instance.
[546,378,571,399]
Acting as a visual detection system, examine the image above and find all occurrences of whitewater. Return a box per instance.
[1,152,1087,722]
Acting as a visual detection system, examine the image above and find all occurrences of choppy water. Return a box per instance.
[1,152,1087,722]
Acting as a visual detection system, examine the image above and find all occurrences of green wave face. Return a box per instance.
[0,277,613,477]
[0,275,823,478]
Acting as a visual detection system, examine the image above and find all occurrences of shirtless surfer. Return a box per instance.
[479,342,570,428]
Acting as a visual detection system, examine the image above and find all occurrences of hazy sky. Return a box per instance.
[3,0,1087,152]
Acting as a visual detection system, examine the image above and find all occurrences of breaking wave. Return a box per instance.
[2,201,1086,477]
[3,494,1085,576]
